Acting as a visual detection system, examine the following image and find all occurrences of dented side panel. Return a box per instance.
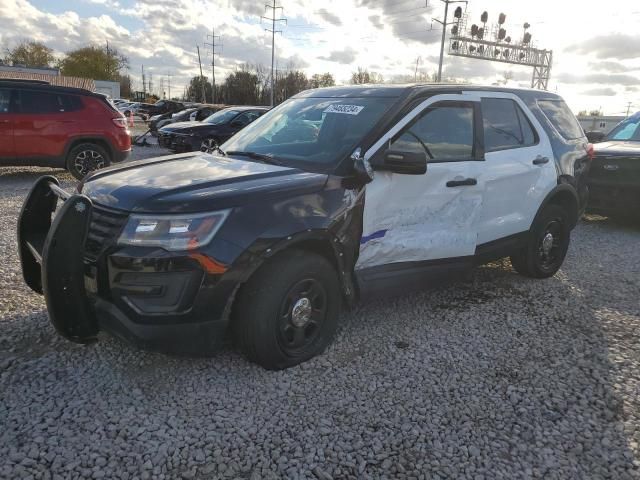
[357,163,484,269]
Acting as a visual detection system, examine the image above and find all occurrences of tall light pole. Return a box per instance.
[433,0,467,82]
[262,1,286,106]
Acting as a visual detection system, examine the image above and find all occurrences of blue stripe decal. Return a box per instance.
[360,229,388,245]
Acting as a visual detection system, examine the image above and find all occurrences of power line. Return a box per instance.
[262,0,287,107]
[205,27,222,103]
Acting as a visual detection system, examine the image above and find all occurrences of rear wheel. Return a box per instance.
[66,143,111,180]
[510,205,570,278]
[232,250,341,370]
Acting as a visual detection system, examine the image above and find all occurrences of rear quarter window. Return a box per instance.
[537,99,584,140]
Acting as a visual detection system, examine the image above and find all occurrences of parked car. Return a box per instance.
[149,105,223,135]
[18,85,590,369]
[157,106,268,152]
[586,112,640,219]
[138,100,185,119]
[0,79,131,179]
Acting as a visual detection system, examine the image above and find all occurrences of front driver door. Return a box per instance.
[357,96,485,273]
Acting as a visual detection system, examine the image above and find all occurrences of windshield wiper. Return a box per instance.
[214,145,227,156]
[226,151,282,165]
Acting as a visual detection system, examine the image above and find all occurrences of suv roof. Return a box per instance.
[294,84,564,102]
[0,79,96,97]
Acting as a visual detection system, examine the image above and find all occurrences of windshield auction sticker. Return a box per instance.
[324,104,364,115]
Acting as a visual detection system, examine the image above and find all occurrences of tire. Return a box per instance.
[232,250,341,370]
[510,204,570,278]
[66,143,111,180]
[200,137,219,153]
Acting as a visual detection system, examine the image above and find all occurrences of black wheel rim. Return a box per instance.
[73,150,105,176]
[277,278,327,355]
[537,218,564,272]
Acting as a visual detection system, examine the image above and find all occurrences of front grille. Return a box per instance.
[84,205,128,261]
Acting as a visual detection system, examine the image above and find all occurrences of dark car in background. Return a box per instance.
[157,106,268,152]
[149,105,224,134]
[586,112,640,219]
[138,99,185,119]
[0,79,131,179]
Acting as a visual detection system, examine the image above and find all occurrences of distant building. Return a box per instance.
[0,64,119,98]
[577,115,625,135]
[0,65,60,76]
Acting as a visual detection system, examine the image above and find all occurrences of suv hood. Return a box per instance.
[593,140,640,156]
[159,121,213,134]
[81,152,328,213]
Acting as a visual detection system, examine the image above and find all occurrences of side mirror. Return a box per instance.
[376,149,427,175]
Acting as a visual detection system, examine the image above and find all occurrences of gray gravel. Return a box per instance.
[1,160,640,479]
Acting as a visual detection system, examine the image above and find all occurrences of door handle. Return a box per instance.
[446,178,477,187]
[532,156,549,165]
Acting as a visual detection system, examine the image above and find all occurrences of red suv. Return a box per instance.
[0,80,131,179]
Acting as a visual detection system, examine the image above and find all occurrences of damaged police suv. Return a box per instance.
[19,85,590,369]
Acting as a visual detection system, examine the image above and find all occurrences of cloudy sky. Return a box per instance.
[1,0,639,114]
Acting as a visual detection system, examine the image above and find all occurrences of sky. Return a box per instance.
[1,0,640,115]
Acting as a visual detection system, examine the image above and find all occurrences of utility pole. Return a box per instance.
[414,56,422,82]
[262,0,287,106]
[626,102,633,117]
[141,65,146,99]
[167,72,172,100]
[433,0,467,82]
[196,45,207,103]
[205,28,222,104]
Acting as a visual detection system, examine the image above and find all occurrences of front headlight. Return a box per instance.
[117,210,230,251]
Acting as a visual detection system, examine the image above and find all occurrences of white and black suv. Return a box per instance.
[19,85,591,369]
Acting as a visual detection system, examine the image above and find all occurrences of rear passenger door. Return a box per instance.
[13,89,79,161]
[476,94,556,245]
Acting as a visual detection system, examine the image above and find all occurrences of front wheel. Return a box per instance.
[510,204,570,278]
[232,250,341,370]
[66,143,111,180]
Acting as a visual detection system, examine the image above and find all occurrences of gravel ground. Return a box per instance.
[1,161,640,479]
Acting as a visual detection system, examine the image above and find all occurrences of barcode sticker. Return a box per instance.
[324,104,364,115]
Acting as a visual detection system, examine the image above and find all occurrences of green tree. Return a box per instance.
[186,76,212,103]
[221,67,261,105]
[350,67,383,85]
[5,41,55,68]
[58,45,128,81]
[274,70,308,104]
[308,73,335,89]
[119,74,133,99]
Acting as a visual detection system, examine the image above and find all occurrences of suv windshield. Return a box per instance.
[605,113,640,141]
[205,109,240,125]
[222,97,396,168]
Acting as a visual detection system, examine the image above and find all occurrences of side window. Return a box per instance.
[18,90,65,114]
[234,112,260,127]
[390,103,475,161]
[482,98,537,152]
[59,95,83,112]
[537,99,584,140]
[0,89,10,113]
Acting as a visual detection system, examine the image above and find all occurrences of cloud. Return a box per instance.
[588,60,631,73]
[557,72,640,86]
[581,87,617,96]
[319,47,357,64]
[316,8,341,26]
[566,34,640,60]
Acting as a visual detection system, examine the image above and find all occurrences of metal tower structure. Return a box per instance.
[448,10,553,89]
